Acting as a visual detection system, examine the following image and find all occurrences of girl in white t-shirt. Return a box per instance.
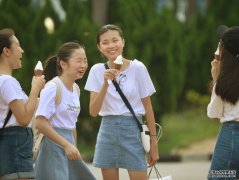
[0,28,45,179]
[34,42,95,180]
[85,24,159,180]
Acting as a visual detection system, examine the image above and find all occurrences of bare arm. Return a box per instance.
[141,96,160,166]
[89,82,108,117]
[35,116,82,160]
[73,128,77,145]
[9,76,45,126]
[89,68,118,117]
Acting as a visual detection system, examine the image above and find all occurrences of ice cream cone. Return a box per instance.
[113,55,123,70]
[114,64,121,70]
[34,61,43,76]
[34,69,43,76]
[215,48,220,60]
[214,42,220,61]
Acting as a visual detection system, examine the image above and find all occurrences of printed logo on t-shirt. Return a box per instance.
[67,104,80,112]
[117,74,127,90]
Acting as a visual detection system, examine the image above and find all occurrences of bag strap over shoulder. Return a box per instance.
[104,63,143,132]
[73,83,80,95]
[51,79,80,105]
[51,79,62,105]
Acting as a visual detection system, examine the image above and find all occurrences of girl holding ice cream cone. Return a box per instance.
[0,28,45,179]
[85,24,159,180]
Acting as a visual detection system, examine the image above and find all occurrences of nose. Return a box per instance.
[80,61,88,69]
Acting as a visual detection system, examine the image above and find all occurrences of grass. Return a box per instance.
[158,105,220,155]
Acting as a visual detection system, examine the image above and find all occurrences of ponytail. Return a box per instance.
[43,56,59,82]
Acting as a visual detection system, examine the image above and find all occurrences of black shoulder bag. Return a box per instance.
[104,63,151,152]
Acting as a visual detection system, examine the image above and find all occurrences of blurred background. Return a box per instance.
[1,0,239,161]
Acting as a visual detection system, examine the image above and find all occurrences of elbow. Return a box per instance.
[17,118,30,127]
[89,111,98,117]
[34,121,40,130]
[207,111,220,119]
[18,122,29,127]
[89,109,98,117]
[34,116,45,131]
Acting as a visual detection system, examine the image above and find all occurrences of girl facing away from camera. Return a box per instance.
[0,28,45,179]
[85,24,159,180]
[207,25,239,179]
[34,42,96,180]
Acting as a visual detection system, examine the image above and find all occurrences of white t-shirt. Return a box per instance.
[207,85,239,123]
[84,59,156,116]
[0,75,28,127]
[35,77,80,130]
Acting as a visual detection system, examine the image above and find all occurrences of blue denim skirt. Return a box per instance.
[93,115,147,170]
[0,126,35,179]
[208,121,239,179]
[34,128,96,180]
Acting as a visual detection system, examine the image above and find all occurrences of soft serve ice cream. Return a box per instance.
[113,55,123,70]
[34,61,43,76]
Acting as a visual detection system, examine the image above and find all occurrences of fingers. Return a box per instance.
[68,150,82,160]
[147,153,159,167]
[211,59,220,67]
[104,69,118,81]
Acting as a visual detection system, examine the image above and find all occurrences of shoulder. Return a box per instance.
[0,74,17,83]
[90,63,105,71]
[0,75,20,89]
[131,59,147,70]
[87,63,106,77]
[44,77,59,92]
[73,83,80,94]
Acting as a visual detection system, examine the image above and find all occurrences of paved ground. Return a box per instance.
[88,160,211,180]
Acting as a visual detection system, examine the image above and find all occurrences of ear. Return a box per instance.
[122,39,125,48]
[97,44,102,53]
[2,47,10,56]
[59,60,67,70]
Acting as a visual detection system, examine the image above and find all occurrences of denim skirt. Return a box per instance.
[93,115,147,170]
[34,127,96,180]
[0,126,35,179]
[208,121,239,179]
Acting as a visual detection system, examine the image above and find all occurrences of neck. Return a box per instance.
[59,75,74,91]
[0,60,12,75]
[108,58,129,71]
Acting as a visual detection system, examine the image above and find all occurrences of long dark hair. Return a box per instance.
[0,28,15,55]
[215,43,239,104]
[43,42,84,82]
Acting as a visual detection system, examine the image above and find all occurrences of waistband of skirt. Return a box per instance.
[223,121,239,127]
[0,126,32,135]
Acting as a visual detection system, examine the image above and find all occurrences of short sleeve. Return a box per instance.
[84,63,104,93]
[136,61,156,98]
[35,81,57,120]
[0,76,24,104]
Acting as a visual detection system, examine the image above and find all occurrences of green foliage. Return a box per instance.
[185,89,210,107]
[1,0,239,153]
[159,106,220,155]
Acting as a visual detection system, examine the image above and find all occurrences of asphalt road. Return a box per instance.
[87,160,211,180]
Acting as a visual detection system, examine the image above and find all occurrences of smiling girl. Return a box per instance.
[85,24,159,180]
[0,28,45,179]
[34,42,95,180]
